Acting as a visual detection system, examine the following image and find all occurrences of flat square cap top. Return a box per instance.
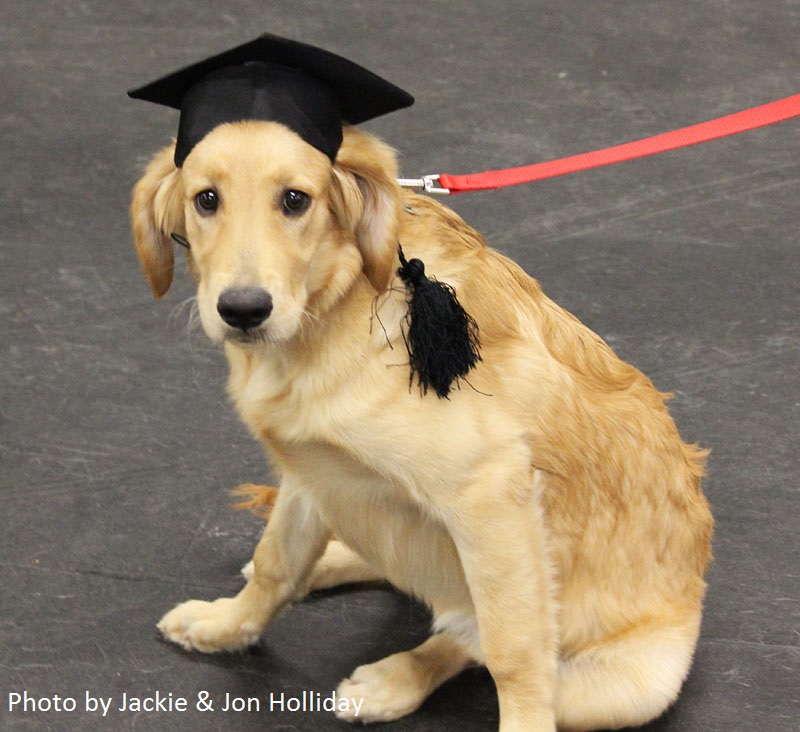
[128,33,414,166]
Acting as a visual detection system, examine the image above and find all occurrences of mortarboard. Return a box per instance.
[128,33,414,167]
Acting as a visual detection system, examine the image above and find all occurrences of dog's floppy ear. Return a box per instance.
[130,144,185,298]
[330,128,402,292]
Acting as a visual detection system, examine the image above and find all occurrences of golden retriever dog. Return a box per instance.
[131,120,713,731]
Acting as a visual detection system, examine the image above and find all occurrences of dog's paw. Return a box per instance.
[335,657,426,724]
[157,598,261,653]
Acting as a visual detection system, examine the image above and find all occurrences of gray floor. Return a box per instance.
[2,1,798,730]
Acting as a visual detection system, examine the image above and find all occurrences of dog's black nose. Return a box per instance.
[217,287,273,330]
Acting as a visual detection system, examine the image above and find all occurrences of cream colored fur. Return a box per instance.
[131,121,713,732]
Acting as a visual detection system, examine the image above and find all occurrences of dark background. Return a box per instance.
[1,1,798,730]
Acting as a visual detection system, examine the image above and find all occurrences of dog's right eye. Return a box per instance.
[194,189,219,215]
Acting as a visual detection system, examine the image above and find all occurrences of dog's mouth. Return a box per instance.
[223,326,275,347]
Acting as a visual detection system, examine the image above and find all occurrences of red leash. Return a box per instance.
[399,94,800,195]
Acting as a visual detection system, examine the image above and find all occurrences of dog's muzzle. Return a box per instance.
[217,286,273,331]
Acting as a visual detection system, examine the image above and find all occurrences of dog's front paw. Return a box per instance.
[157,598,262,653]
[335,658,426,724]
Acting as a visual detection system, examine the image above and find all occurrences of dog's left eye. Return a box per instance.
[282,189,311,216]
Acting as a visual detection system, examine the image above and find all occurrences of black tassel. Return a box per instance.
[397,245,481,398]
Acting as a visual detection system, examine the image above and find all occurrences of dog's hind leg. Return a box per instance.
[234,486,383,592]
[335,633,473,723]
[306,539,384,590]
[242,540,383,591]
[242,539,382,590]
[555,613,702,731]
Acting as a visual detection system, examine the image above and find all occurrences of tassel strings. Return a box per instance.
[397,245,482,399]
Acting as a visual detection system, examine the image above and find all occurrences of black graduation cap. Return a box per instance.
[128,33,414,167]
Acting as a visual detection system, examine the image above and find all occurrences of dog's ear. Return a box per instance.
[130,144,185,298]
[330,128,402,292]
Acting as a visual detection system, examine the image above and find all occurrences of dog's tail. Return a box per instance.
[231,483,279,520]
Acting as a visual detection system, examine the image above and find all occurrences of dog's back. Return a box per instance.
[398,190,712,636]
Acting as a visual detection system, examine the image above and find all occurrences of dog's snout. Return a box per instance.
[217,287,273,330]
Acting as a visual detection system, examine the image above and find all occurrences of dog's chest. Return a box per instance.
[230,350,489,503]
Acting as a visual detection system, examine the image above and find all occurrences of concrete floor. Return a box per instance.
[1,1,798,730]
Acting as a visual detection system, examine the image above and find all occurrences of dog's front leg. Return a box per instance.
[158,481,329,653]
[447,459,557,732]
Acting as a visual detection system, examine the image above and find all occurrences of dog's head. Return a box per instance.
[131,123,401,345]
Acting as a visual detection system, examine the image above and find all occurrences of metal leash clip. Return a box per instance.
[397,174,450,195]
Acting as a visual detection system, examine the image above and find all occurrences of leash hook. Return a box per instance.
[397,174,450,196]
